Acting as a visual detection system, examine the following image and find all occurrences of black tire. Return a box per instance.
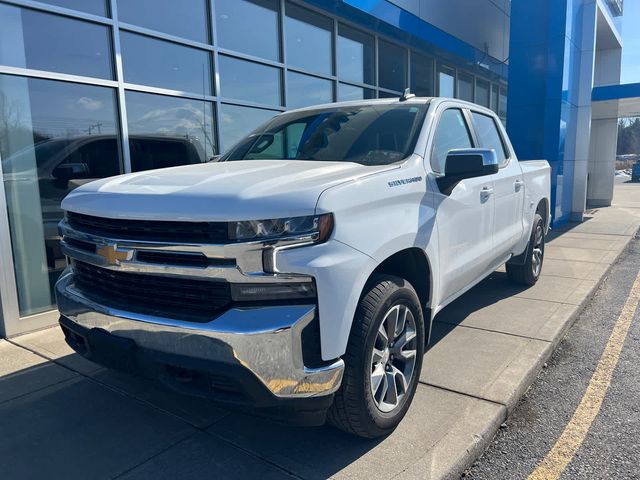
[506,213,545,286]
[327,274,425,438]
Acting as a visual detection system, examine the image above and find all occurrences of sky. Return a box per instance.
[621,1,640,84]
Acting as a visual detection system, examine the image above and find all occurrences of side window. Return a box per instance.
[430,108,473,173]
[471,112,508,166]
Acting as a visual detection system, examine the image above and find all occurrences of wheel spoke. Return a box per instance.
[392,365,409,394]
[385,306,399,342]
[385,371,398,406]
[393,329,416,352]
[399,348,417,361]
[371,363,385,397]
[372,347,385,364]
[376,372,388,404]
[395,306,408,338]
[377,322,389,347]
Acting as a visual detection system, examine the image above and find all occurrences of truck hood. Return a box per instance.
[62,160,396,221]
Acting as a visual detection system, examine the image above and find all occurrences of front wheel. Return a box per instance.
[327,275,425,438]
[506,213,545,286]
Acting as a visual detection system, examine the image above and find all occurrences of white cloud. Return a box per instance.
[77,97,103,111]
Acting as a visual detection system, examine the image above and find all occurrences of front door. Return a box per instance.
[429,107,495,303]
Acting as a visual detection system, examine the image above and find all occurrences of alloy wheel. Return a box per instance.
[369,304,418,413]
[532,223,544,277]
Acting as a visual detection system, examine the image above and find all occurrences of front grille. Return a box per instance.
[72,261,231,321]
[67,211,228,244]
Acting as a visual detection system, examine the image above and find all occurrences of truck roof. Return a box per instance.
[281,96,497,118]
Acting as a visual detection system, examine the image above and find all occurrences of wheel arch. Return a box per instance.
[363,247,433,344]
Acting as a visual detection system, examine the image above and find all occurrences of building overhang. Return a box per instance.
[592,83,640,119]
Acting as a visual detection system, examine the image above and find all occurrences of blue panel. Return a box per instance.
[304,0,508,79]
[507,0,571,226]
[592,82,640,101]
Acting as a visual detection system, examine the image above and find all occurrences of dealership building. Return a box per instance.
[0,0,632,336]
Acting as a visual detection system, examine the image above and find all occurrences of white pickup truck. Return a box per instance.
[56,96,550,438]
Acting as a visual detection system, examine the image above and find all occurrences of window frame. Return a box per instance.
[428,106,476,175]
[467,108,512,168]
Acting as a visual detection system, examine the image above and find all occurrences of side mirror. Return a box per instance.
[436,148,498,195]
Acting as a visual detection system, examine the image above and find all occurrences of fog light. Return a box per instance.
[230,282,316,302]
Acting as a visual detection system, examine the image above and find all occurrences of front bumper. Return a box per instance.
[56,271,344,422]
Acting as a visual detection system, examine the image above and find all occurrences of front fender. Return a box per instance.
[276,240,379,361]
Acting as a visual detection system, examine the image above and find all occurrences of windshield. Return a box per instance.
[222,102,429,166]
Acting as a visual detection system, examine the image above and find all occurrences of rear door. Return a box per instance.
[430,107,495,303]
[470,111,524,257]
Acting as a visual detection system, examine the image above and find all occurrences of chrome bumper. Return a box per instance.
[56,270,343,398]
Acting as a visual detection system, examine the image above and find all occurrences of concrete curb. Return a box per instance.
[438,227,638,479]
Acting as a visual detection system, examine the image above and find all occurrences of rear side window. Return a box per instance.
[471,112,508,166]
[430,108,473,173]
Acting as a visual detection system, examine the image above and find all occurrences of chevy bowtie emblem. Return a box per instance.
[96,243,133,265]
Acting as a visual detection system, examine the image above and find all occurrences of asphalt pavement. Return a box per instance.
[465,231,640,479]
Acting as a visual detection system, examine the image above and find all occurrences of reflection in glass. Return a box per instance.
[287,72,333,108]
[378,40,407,92]
[39,0,107,16]
[285,3,333,75]
[219,104,277,151]
[430,109,472,173]
[472,112,507,165]
[378,91,399,99]
[121,32,212,95]
[125,91,216,171]
[457,72,474,102]
[117,0,209,43]
[499,87,507,123]
[215,0,279,61]
[0,4,113,79]
[0,75,121,316]
[438,65,455,97]
[476,79,490,107]
[337,24,374,85]
[338,83,375,102]
[218,56,281,106]
[491,84,499,114]
[411,53,434,97]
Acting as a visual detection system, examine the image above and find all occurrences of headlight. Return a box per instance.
[228,213,333,243]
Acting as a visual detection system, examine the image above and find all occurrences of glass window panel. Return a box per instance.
[285,3,333,75]
[121,32,212,95]
[287,72,333,108]
[491,84,499,113]
[438,65,455,97]
[219,104,277,151]
[457,72,474,102]
[337,24,374,85]
[39,0,107,16]
[125,91,216,171]
[0,5,113,79]
[0,75,121,316]
[430,108,472,173]
[411,52,434,97]
[117,0,209,43]
[378,40,407,92]
[471,112,508,166]
[378,91,400,99]
[476,79,490,107]
[215,0,279,61]
[499,87,507,123]
[218,55,281,106]
[338,83,375,102]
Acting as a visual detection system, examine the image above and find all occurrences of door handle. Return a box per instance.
[480,187,493,201]
[514,179,524,192]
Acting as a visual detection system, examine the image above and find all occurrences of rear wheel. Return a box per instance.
[506,213,545,286]
[328,275,425,438]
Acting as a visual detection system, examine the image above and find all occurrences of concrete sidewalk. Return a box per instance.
[2,181,640,480]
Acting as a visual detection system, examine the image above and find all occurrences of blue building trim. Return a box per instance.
[592,83,640,101]
[303,0,509,80]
